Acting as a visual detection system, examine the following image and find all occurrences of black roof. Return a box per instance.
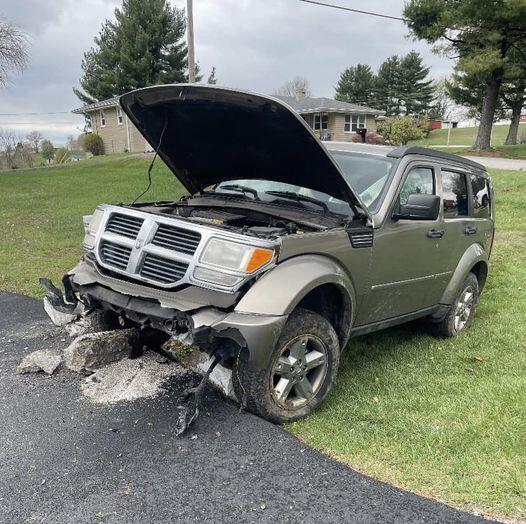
[388,146,486,171]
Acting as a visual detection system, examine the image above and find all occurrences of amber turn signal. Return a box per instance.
[246,248,274,272]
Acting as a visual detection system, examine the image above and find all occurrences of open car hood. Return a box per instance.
[119,84,364,212]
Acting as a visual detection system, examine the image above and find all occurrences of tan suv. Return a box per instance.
[51,85,494,423]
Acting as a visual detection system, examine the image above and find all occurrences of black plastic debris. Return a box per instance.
[173,353,223,436]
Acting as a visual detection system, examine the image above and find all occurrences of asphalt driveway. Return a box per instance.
[0,292,494,523]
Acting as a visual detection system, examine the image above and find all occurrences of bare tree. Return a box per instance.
[0,18,28,87]
[273,76,312,100]
[67,134,80,150]
[0,128,20,169]
[26,130,43,153]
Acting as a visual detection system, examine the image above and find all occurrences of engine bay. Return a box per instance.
[132,196,346,239]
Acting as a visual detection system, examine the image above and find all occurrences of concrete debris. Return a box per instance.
[64,316,94,338]
[179,350,237,400]
[64,328,138,373]
[43,297,83,327]
[81,351,186,404]
[17,349,63,375]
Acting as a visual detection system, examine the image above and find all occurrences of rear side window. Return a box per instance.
[470,174,491,218]
[399,167,434,205]
[441,170,468,217]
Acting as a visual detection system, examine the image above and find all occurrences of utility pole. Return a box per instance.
[186,0,195,83]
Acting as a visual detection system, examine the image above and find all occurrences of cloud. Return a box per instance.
[0,0,452,145]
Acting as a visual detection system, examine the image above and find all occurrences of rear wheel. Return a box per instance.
[431,272,479,337]
[233,308,340,424]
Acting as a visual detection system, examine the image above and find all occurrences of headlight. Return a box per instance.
[199,238,274,272]
[193,238,275,288]
[82,207,104,250]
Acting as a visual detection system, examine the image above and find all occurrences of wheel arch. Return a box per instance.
[440,243,488,305]
[295,283,353,348]
[235,254,356,346]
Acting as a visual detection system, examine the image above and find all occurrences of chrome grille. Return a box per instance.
[140,254,189,284]
[100,241,132,270]
[152,224,201,255]
[105,213,144,239]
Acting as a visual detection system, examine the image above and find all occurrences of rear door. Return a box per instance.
[439,167,493,270]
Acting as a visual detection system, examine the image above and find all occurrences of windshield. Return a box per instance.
[212,180,354,216]
[211,152,395,215]
[329,152,395,211]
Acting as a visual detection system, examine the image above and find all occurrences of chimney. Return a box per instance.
[295,87,307,101]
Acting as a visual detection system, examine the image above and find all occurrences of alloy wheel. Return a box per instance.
[454,285,475,331]
[270,334,328,410]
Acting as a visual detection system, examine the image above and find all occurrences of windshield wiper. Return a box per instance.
[213,184,260,201]
[265,190,328,213]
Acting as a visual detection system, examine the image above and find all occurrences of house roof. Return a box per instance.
[72,93,384,116]
[274,95,384,115]
[72,97,119,114]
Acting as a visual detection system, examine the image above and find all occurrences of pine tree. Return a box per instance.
[398,51,433,116]
[373,56,401,116]
[404,0,526,150]
[74,0,188,103]
[334,64,375,107]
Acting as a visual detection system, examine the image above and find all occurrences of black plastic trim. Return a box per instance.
[387,146,485,171]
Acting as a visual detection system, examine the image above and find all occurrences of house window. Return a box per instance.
[313,113,328,130]
[100,110,106,127]
[117,107,123,125]
[344,114,366,132]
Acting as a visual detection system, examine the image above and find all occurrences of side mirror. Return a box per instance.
[393,193,440,221]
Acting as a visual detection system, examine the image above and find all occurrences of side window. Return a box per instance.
[442,170,468,217]
[470,173,491,218]
[399,167,434,205]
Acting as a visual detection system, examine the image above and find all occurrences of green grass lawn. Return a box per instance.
[411,122,526,149]
[1,156,525,519]
[433,143,526,160]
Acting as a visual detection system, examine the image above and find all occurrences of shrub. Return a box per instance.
[377,116,428,145]
[519,133,526,145]
[54,147,70,163]
[82,133,104,156]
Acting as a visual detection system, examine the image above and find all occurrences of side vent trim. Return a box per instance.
[348,229,373,248]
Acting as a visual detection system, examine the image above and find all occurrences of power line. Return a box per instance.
[298,0,407,22]
[0,111,72,116]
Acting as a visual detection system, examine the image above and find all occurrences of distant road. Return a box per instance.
[461,156,526,171]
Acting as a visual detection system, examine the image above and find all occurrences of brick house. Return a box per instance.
[275,95,384,142]
[73,93,384,154]
[72,98,152,154]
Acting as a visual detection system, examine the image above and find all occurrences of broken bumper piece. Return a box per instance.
[66,259,287,367]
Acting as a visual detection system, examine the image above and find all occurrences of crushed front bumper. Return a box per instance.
[67,259,287,368]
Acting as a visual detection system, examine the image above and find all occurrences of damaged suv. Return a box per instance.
[59,85,494,423]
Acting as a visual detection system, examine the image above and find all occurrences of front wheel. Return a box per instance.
[233,308,340,424]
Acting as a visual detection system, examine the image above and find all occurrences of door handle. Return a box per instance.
[427,229,444,239]
[464,226,477,235]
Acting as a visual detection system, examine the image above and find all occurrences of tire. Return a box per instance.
[431,272,479,337]
[233,308,340,424]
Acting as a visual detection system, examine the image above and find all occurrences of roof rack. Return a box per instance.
[387,146,485,171]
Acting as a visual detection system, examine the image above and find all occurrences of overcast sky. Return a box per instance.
[0,0,452,145]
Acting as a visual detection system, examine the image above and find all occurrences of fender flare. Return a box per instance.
[235,254,356,319]
[440,243,488,305]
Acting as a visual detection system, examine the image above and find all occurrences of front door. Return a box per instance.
[356,164,451,325]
